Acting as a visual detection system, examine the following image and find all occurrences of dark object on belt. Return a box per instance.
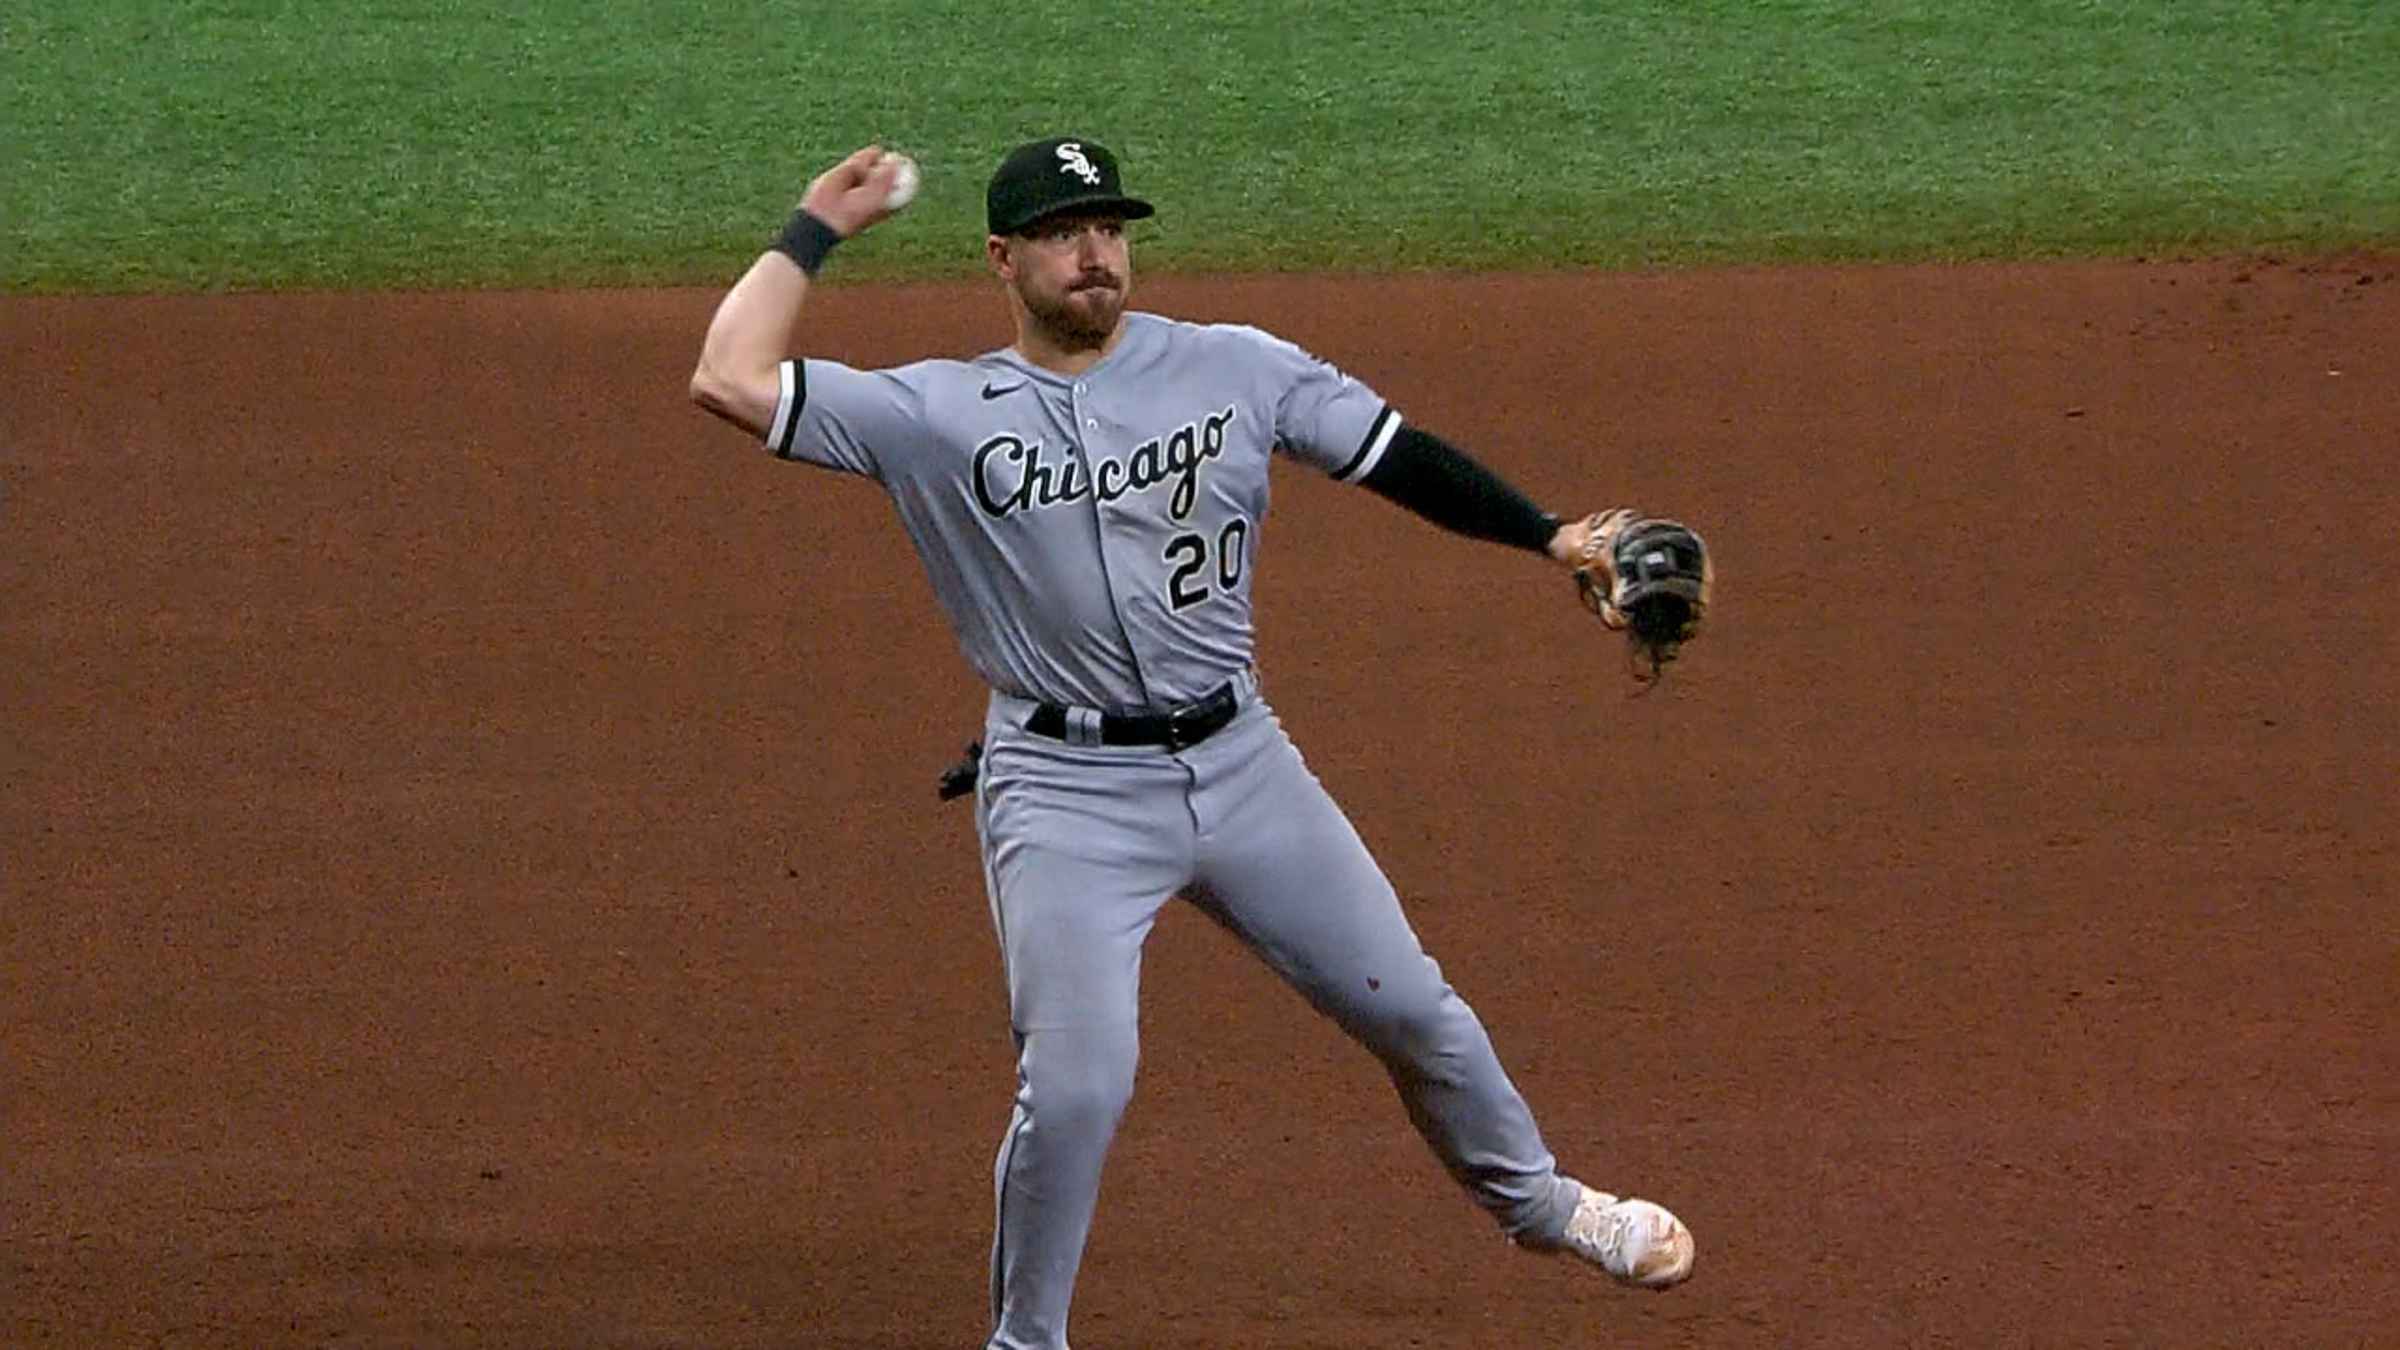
[935,683,1241,802]
[937,740,984,801]
[1024,682,1239,750]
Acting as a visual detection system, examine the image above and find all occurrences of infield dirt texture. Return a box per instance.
[7,257,2395,1347]
[6,0,2398,1345]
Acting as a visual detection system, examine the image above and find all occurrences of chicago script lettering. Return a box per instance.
[973,404,1238,521]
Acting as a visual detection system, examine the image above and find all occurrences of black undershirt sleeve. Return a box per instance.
[1358,423,1560,555]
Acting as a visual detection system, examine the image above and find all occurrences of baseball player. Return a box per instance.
[690,138,1700,1350]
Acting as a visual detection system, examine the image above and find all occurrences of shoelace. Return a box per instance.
[1568,1199,1631,1266]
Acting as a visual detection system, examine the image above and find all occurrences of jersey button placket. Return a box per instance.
[1072,382,1156,707]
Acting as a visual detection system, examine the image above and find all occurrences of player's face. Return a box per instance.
[994,213,1134,345]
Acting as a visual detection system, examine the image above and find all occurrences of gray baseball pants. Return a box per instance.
[972,681,1578,1350]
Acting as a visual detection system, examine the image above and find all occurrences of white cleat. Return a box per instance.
[1560,1185,1695,1289]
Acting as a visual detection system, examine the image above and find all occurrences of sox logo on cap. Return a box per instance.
[1056,142,1102,185]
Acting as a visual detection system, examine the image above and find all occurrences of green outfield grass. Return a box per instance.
[5,0,2395,292]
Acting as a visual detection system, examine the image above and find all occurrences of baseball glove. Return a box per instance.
[1573,509,1713,683]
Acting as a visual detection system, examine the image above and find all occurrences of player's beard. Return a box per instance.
[1021,269,1127,350]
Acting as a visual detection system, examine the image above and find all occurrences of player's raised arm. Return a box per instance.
[689,146,916,439]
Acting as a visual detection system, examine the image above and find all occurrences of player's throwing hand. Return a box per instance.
[802,145,916,239]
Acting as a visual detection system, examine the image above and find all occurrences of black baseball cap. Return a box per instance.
[986,136,1156,235]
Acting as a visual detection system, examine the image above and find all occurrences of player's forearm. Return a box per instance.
[691,207,847,438]
[691,249,814,438]
[1360,424,1568,559]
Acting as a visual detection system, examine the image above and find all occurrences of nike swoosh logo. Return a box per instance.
[981,382,1025,400]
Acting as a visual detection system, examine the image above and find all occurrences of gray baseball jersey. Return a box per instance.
[765,311,1401,712]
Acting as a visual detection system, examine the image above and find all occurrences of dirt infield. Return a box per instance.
[5,257,2394,1348]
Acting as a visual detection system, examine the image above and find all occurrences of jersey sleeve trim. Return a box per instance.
[1332,406,1401,483]
[767,359,806,458]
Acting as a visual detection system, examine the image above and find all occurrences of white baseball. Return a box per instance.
[881,153,920,212]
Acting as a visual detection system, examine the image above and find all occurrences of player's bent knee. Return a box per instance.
[1018,1025,1140,1138]
[1029,1069,1135,1138]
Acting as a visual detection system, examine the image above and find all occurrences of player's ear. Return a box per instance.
[986,234,1014,280]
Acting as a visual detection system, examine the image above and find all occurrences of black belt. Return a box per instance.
[1025,682,1240,751]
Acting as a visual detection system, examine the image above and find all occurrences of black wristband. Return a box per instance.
[772,209,842,276]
